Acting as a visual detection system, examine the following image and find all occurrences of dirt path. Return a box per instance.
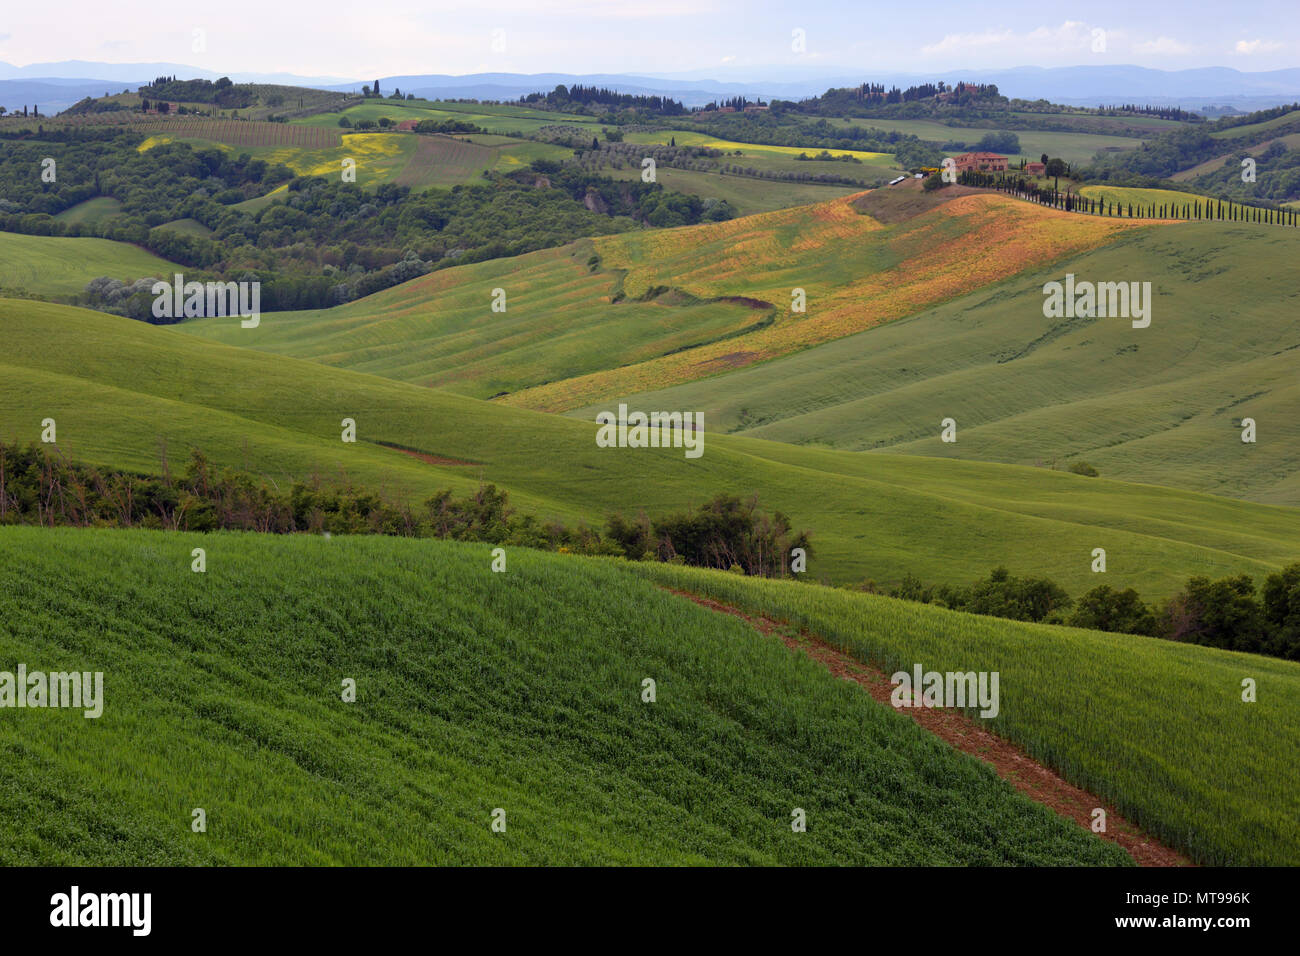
[666,587,1189,867]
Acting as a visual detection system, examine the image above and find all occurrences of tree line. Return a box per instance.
[0,442,808,578]
[867,565,1300,662]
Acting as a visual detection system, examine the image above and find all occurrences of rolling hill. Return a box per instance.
[0,526,1135,865]
[179,188,1149,410]
[0,232,181,296]
[589,219,1300,506]
[4,298,1299,599]
[1,527,1294,865]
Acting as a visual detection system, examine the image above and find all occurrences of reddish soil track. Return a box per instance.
[387,446,478,467]
[666,588,1189,867]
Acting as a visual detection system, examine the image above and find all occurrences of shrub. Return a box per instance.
[1069,585,1157,634]
[1163,575,1265,652]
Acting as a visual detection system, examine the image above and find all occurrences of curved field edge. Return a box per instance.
[628,561,1300,866]
[4,299,1300,599]
[0,527,1128,866]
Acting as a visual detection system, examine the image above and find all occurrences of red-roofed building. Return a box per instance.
[954,151,1008,173]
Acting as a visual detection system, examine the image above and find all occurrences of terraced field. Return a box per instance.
[392,134,495,188]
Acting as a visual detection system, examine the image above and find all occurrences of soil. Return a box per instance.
[666,587,1190,867]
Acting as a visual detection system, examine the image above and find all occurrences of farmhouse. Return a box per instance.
[1025,161,1047,175]
[954,151,1008,172]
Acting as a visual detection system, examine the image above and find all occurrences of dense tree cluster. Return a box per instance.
[138,76,253,108]
[793,80,1006,116]
[521,84,686,116]
[606,494,812,578]
[869,565,1300,662]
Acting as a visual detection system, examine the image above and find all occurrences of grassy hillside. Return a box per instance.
[136,123,538,190]
[592,221,1300,505]
[1079,185,1259,219]
[792,116,1149,165]
[0,527,1130,866]
[180,190,1147,410]
[180,240,767,398]
[52,196,124,226]
[294,99,602,135]
[0,232,180,296]
[624,129,896,165]
[601,165,861,216]
[4,299,1300,597]
[630,561,1300,866]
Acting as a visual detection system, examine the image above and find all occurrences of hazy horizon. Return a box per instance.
[0,1,1295,79]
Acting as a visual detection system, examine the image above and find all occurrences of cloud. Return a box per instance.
[920,20,1195,61]
[1234,39,1284,55]
[921,21,1093,57]
[1133,36,1192,56]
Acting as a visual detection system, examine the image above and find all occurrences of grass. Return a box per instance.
[1209,109,1300,140]
[179,240,768,399]
[0,232,180,296]
[138,123,552,191]
[1078,185,1258,218]
[786,116,1146,165]
[507,190,1148,410]
[52,197,124,226]
[5,298,1300,598]
[625,129,894,165]
[180,190,1145,414]
[156,218,214,237]
[294,99,601,135]
[629,561,1300,866]
[0,526,1133,866]
[592,221,1300,506]
[602,165,860,216]
[140,130,418,187]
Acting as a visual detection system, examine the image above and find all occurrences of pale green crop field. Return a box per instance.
[632,561,1300,866]
[5,298,1299,598]
[0,232,180,295]
[0,526,1140,865]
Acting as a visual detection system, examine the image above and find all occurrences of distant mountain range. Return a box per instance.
[3,61,1299,115]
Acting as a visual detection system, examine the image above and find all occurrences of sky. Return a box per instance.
[0,0,1296,79]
